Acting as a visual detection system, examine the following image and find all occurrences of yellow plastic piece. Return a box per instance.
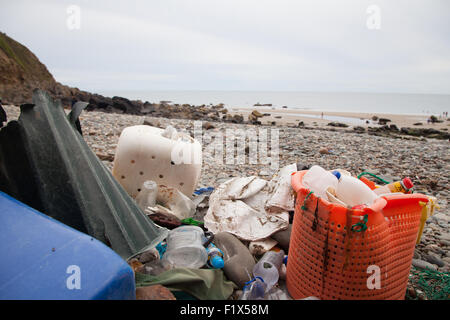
[416,196,439,244]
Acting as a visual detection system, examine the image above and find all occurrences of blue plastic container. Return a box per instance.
[0,191,136,300]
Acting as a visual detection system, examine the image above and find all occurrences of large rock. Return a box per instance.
[271,224,292,252]
[136,285,176,300]
[213,232,255,289]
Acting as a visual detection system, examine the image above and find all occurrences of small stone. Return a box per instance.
[138,248,160,264]
[319,148,329,155]
[407,287,417,299]
[439,233,450,241]
[423,254,445,267]
[202,122,215,130]
[136,285,176,300]
[412,259,437,271]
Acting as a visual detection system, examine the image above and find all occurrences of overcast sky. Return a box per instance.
[1,0,449,94]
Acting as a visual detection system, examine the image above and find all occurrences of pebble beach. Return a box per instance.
[3,104,450,299]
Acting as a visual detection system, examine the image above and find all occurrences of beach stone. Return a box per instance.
[423,254,445,267]
[138,248,159,264]
[433,213,449,222]
[251,110,264,118]
[213,232,256,289]
[319,148,329,155]
[439,233,450,241]
[412,259,437,271]
[136,285,176,300]
[202,122,215,130]
[271,224,292,252]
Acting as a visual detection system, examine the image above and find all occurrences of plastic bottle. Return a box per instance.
[252,249,285,292]
[240,277,267,300]
[331,171,378,207]
[374,178,413,195]
[135,180,158,211]
[302,165,339,198]
[206,243,225,269]
[162,226,208,268]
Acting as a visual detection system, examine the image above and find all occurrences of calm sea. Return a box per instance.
[96,91,450,116]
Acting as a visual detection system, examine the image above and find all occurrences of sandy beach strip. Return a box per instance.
[230,107,450,130]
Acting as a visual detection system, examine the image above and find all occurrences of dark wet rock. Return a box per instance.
[327,122,348,128]
[400,127,449,140]
[378,118,391,125]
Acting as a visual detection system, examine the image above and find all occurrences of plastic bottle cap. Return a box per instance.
[331,170,341,180]
[211,256,224,268]
[402,177,413,190]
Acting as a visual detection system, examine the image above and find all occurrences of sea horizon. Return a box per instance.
[96,90,450,117]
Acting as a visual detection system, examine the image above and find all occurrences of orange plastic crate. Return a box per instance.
[286,171,428,300]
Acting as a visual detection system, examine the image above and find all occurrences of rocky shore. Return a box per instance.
[3,104,449,299]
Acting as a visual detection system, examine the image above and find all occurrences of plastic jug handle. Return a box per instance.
[367,197,387,212]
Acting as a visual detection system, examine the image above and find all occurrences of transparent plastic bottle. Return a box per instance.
[374,178,413,195]
[332,171,378,207]
[240,277,267,300]
[135,180,158,211]
[302,165,339,198]
[162,226,208,268]
[252,249,285,291]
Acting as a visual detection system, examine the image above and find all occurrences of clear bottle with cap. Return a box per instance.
[252,248,285,292]
[373,178,413,195]
[331,171,378,207]
[240,277,267,300]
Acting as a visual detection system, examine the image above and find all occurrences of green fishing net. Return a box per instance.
[406,266,450,300]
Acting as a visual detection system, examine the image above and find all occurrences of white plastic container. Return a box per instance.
[253,249,285,292]
[112,125,202,199]
[162,226,207,269]
[332,171,378,207]
[302,165,339,199]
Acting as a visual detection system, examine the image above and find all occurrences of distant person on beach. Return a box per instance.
[321,112,324,119]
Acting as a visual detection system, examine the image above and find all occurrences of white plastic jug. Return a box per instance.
[112,125,202,199]
[332,171,378,207]
[162,226,208,269]
[302,165,338,199]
